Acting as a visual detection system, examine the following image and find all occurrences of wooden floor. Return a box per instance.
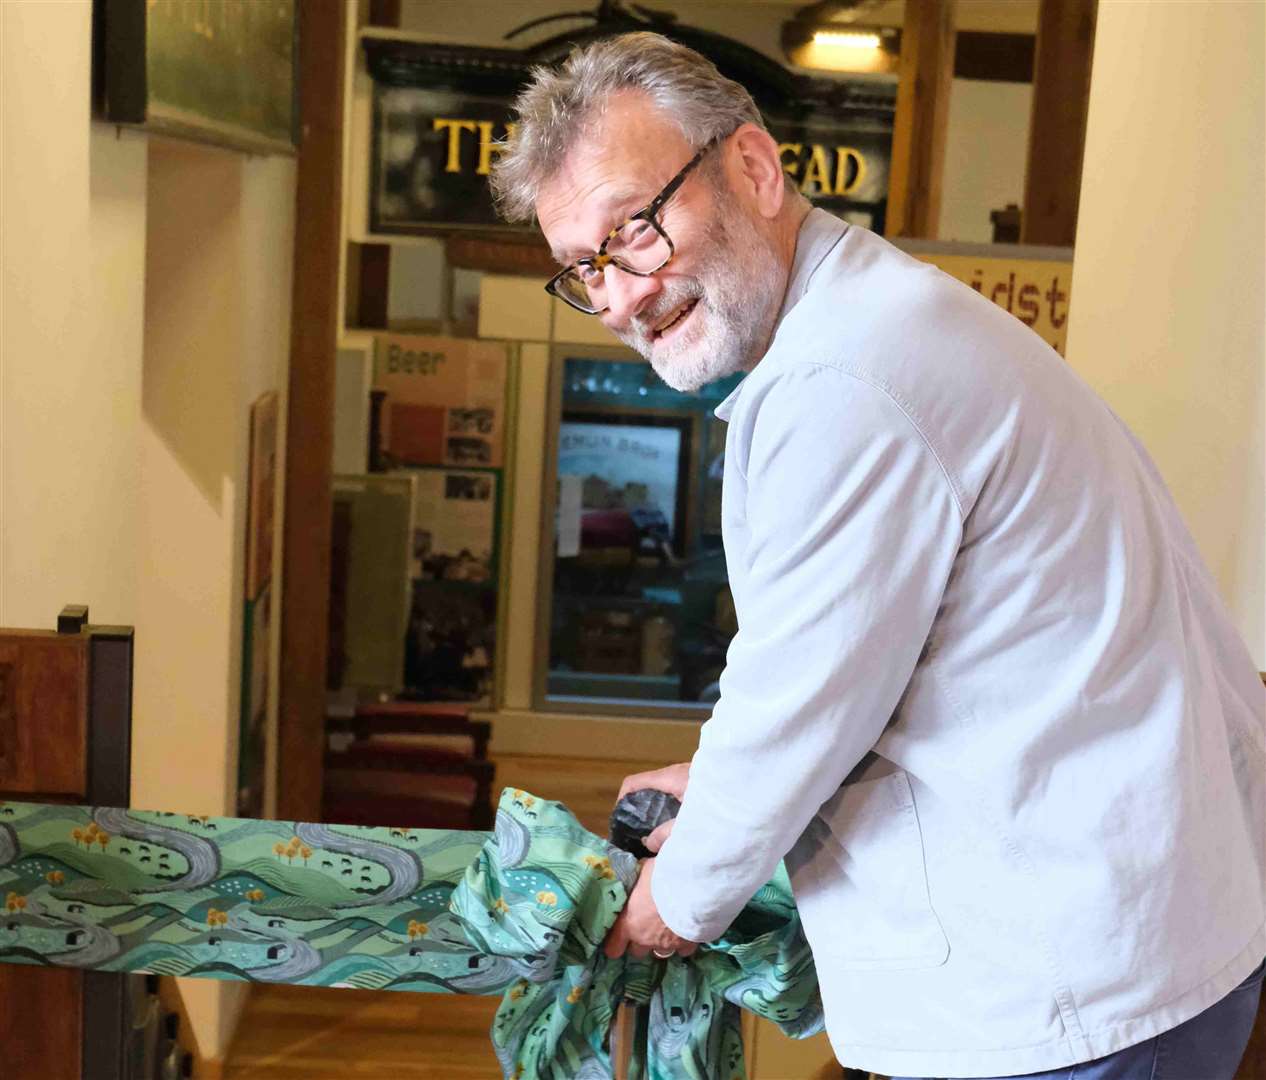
[224,985,502,1079]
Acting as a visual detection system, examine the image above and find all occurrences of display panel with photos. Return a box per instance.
[539,356,743,716]
[397,466,500,705]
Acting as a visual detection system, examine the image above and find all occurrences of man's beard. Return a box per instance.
[614,209,784,393]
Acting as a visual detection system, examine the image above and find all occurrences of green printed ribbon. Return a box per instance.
[0,789,821,1078]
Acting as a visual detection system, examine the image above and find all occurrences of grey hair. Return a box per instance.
[490,32,765,224]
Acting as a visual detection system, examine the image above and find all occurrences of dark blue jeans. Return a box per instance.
[893,955,1265,1080]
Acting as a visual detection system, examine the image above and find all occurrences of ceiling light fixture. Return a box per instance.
[783,13,900,75]
[812,29,884,50]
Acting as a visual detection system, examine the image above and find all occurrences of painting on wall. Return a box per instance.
[238,391,280,816]
[246,391,279,601]
[237,583,271,818]
[98,0,297,155]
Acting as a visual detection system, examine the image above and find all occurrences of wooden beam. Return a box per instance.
[277,0,346,821]
[886,0,956,239]
[954,31,1034,83]
[368,0,402,27]
[1022,0,1097,246]
[355,243,391,328]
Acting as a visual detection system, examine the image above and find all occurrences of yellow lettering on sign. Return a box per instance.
[476,121,505,176]
[915,252,1073,355]
[799,145,833,195]
[433,118,477,173]
[833,148,866,196]
[388,343,447,375]
[778,143,803,179]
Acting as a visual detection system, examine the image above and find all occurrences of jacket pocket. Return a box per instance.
[786,767,949,971]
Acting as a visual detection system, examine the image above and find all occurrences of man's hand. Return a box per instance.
[602,858,698,960]
[617,761,691,802]
[644,819,674,853]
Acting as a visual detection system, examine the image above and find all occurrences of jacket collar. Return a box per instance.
[714,209,849,421]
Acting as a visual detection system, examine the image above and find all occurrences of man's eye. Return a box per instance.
[620,221,655,247]
[575,264,600,282]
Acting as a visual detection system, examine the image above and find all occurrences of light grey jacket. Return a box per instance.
[652,211,1266,1077]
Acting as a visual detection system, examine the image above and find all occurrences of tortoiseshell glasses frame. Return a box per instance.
[544,136,723,315]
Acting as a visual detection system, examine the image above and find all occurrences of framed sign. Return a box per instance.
[98,0,298,155]
[364,23,895,236]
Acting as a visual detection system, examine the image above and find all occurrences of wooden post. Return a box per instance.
[353,0,401,330]
[277,0,346,821]
[1022,0,1098,246]
[886,0,957,239]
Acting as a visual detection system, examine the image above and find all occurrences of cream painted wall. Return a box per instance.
[1066,0,1265,667]
[940,79,1032,243]
[139,138,296,1060]
[1,1,146,630]
[2,0,296,1062]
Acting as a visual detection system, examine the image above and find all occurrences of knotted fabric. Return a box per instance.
[0,789,821,1077]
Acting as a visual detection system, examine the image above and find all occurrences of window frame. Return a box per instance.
[531,346,716,721]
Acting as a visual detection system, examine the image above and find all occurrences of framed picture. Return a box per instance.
[98,0,298,155]
[246,391,279,601]
[237,583,272,817]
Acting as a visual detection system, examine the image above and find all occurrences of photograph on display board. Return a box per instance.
[393,467,498,584]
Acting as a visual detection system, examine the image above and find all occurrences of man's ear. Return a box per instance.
[726,123,786,220]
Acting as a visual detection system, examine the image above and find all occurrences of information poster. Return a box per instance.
[374,334,509,468]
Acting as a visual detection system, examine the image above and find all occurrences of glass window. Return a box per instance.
[536,354,741,716]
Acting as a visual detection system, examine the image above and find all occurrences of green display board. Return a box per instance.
[100,0,296,155]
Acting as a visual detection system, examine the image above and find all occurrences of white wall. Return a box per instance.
[1,0,297,1062]
[940,79,1032,242]
[1066,0,1264,665]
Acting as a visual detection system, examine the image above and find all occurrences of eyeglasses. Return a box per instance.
[544,137,721,315]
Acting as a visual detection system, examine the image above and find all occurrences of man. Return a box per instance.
[490,32,1265,1080]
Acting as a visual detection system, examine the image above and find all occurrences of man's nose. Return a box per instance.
[601,264,660,329]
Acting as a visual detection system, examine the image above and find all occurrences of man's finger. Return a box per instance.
[617,772,655,801]
[616,762,691,802]
[644,819,676,853]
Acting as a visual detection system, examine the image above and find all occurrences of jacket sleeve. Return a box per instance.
[652,363,963,942]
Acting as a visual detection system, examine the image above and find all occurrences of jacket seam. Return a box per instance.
[796,360,968,521]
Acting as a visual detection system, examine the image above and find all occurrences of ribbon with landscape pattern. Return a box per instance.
[0,788,822,1079]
